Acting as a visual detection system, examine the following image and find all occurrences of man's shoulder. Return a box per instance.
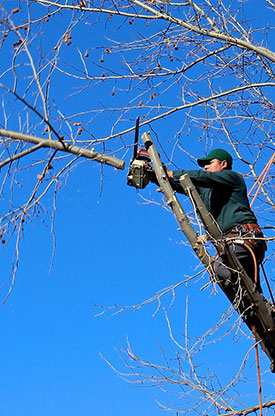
[217,169,243,180]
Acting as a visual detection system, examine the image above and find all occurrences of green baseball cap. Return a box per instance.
[197,148,233,169]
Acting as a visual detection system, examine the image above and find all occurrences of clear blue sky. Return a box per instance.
[0,1,275,415]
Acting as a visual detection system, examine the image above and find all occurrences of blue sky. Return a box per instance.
[0,1,275,415]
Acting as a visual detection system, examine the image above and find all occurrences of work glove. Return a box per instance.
[147,167,159,185]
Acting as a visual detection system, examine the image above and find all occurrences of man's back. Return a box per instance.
[171,169,257,233]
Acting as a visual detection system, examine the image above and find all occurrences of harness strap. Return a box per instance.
[225,223,266,264]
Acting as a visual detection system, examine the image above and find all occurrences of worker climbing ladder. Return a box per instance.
[141,131,275,372]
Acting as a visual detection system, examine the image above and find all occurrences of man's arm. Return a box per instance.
[171,169,241,190]
[166,169,187,193]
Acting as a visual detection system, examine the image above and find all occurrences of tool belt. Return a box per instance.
[225,223,267,263]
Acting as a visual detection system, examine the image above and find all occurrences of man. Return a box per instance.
[164,148,266,291]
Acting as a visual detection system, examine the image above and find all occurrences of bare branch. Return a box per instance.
[0,129,125,169]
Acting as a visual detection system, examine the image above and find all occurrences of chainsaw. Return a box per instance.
[127,117,154,189]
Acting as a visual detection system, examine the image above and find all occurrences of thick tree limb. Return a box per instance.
[37,0,275,62]
[130,0,275,62]
[218,399,275,416]
[0,129,125,170]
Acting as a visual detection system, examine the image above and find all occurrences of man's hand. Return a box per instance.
[166,169,173,179]
[147,168,158,185]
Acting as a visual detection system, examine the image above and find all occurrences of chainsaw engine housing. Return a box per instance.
[127,159,150,189]
[127,149,152,189]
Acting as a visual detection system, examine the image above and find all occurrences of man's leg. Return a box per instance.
[232,243,261,292]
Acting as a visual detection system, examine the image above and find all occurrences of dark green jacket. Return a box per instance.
[171,169,257,234]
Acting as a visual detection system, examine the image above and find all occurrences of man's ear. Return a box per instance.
[221,160,228,169]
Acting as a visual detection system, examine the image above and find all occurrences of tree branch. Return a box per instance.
[0,129,125,170]
[218,400,275,416]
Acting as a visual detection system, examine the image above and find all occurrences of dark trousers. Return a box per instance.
[214,242,262,292]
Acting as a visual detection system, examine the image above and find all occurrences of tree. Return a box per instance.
[0,0,275,414]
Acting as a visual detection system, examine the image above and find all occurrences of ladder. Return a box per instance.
[141,131,275,372]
